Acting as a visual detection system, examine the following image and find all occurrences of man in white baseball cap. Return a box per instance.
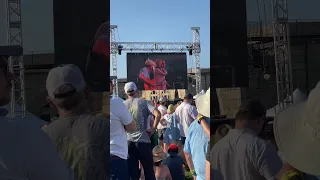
[110,78,136,180]
[157,96,168,149]
[42,64,109,180]
[274,83,320,178]
[124,81,138,93]
[123,81,161,180]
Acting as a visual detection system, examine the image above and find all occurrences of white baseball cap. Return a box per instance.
[46,64,86,98]
[124,82,138,93]
[195,88,210,117]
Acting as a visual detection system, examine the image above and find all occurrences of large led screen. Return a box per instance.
[127,53,188,90]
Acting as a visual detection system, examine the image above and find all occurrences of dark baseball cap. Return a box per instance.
[238,100,266,117]
[184,94,193,100]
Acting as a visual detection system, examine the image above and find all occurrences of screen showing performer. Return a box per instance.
[127,53,188,90]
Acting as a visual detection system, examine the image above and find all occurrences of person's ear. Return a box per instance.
[46,96,56,109]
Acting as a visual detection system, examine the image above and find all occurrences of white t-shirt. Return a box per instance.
[174,102,198,137]
[0,116,74,180]
[110,98,133,159]
[211,128,282,180]
[157,105,168,129]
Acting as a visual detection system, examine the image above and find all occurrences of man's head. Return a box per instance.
[159,96,167,106]
[124,82,138,98]
[145,59,156,70]
[0,56,13,106]
[155,59,166,68]
[183,94,193,104]
[235,100,266,134]
[46,64,89,112]
[167,143,179,156]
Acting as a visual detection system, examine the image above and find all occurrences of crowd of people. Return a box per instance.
[209,85,320,180]
[110,79,211,180]
[0,52,212,180]
[0,57,113,179]
[6,50,320,180]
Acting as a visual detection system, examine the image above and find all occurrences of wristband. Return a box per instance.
[190,169,197,176]
[198,114,205,124]
[281,170,303,180]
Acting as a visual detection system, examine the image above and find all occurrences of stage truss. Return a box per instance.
[110,26,201,97]
[271,0,293,112]
[6,0,26,118]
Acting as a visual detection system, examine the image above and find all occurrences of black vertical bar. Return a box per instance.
[304,40,309,95]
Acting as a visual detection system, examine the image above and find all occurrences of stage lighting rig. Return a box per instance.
[263,66,271,80]
[117,45,123,55]
[186,45,193,56]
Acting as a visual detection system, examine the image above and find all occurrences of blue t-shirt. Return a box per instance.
[163,155,185,180]
[184,118,210,180]
[163,114,181,144]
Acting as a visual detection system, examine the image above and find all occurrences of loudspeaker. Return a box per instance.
[211,0,248,88]
[53,0,110,92]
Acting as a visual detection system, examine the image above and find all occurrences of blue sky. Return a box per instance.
[110,0,210,78]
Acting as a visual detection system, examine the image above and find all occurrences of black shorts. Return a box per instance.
[181,137,186,145]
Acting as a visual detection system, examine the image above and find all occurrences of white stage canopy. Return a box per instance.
[266,88,307,117]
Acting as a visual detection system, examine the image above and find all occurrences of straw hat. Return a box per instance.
[152,145,167,162]
[274,83,320,176]
[167,104,174,114]
[195,88,210,117]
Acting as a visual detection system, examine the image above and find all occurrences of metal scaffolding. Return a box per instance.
[110,25,119,97]
[271,0,293,112]
[110,26,202,95]
[192,27,201,93]
[6,0,26,118]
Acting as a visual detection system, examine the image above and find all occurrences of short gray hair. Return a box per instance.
[51,84,85,110]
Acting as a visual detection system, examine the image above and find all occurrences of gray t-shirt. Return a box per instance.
[42,114,109,180]
[124,98,155,143]
[139,67,150,78]
[210,129,282,180]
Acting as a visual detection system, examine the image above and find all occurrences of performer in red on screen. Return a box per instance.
[85,21,110,91]
[154,59,169,90]
[138,59,157,90]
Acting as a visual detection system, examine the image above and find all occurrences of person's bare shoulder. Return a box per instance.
[163,164,170,172]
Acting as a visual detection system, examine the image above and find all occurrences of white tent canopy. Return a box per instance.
[0,103,46,127]
[266,88,307,117]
